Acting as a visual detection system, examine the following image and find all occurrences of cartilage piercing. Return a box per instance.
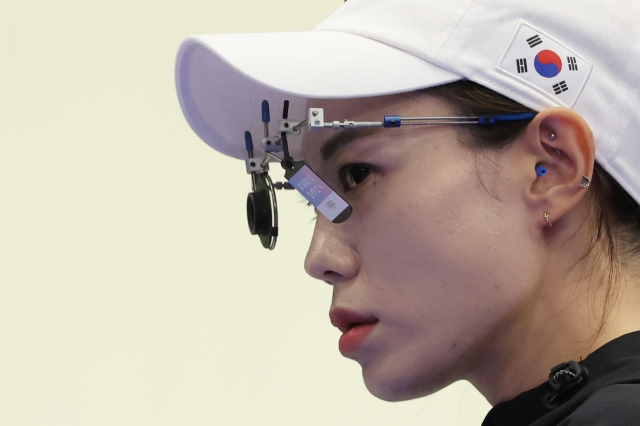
[579,175,591,188]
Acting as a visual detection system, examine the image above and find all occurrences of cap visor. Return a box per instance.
[175,30,462,160]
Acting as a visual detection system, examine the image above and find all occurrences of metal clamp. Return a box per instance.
[308,108,325,132]
[261,137,283,153]
[246,157,269,174]
[278,119,301,134]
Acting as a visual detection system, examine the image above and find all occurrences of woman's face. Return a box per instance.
[301,94,544,401]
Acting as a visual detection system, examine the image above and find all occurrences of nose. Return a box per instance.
[304,215,359,285]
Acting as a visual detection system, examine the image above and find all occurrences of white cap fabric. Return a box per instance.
[175,0,640,205]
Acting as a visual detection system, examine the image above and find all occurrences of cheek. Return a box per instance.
[361,155,503,279]
[366,169,472,301]
[357,152,539,349]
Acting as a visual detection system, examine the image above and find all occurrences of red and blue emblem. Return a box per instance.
[534,50,563,78]
[499,23,593,105]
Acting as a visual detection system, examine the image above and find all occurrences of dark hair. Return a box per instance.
[421,80,640,337]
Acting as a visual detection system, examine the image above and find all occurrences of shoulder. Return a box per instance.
[560,384,640,425]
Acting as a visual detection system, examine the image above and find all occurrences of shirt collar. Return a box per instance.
[482,330,640,426]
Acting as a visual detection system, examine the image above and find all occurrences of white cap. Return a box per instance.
[175,0,640,205]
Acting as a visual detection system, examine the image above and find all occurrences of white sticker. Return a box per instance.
[316,193,350,223]
[497,21,592,107]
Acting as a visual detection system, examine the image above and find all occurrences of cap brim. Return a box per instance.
[175,30,462,160]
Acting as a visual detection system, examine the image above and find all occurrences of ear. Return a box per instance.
[516,108,595,229]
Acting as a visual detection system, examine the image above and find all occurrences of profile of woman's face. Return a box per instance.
[301,94,545,401]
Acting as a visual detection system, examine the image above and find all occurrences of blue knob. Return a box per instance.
[383,116,402,127]
[244,131,254,152]
[262,100,270,123]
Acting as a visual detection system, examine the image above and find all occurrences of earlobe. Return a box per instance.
[520,108,595,228]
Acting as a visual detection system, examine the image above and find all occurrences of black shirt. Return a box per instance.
[481,330,640,425]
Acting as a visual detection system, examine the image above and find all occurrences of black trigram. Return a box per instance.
[527,35,543,48]
[553,81,569,95]
[567,57,578,71]
[516,58,528,73]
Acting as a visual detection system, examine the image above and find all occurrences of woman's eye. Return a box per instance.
[339,164,372,190]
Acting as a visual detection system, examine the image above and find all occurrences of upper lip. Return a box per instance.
[329,307,378,333]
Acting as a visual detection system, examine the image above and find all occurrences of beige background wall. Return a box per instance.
[0,0,491,424]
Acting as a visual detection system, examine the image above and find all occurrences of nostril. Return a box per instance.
[323,270,340,285]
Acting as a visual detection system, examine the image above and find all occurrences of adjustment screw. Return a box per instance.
[314,120,320,125]
[312,110,318,116]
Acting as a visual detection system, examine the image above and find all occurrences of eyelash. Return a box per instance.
[302,198,318,221]
[335,162,374,192]
[299,195,316,211]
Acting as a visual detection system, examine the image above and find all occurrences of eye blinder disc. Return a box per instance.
[246,172,278,249]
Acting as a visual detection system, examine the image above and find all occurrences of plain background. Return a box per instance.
[0,0,492,424]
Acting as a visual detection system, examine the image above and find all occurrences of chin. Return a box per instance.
[361,362,449,402]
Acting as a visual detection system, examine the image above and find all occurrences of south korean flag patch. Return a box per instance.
[497,21,592,107]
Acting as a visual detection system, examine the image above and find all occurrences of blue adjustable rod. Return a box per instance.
[244,130,258,191]
[262,100,270,137]
[320,112,536,129]
[383,112,537,128]
[244,130,254,156]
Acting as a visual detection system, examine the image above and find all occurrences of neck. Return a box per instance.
[465,218,640,406]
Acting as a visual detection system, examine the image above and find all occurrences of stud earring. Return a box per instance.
[550,133,556,140]
[544,212,553,227]
[579,175,591,188]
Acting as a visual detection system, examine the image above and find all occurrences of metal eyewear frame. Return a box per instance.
[244,99,537,250]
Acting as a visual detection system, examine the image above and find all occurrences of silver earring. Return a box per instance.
[580,175,591,188]
[550,133,556,140]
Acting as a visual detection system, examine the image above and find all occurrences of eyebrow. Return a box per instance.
[320,128,382,161]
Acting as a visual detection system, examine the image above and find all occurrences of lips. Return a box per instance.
[330,307,379,356]
[329,307,378,333]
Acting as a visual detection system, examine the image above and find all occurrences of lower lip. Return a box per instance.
[339,323,377,355]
